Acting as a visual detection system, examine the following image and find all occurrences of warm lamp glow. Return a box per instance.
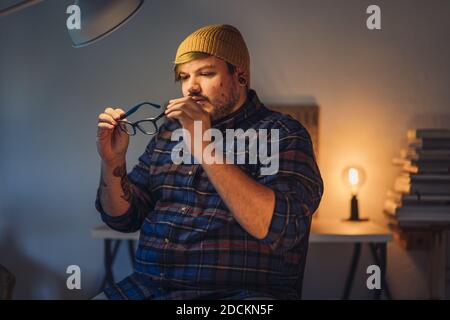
[342,166,366,195]
[348,168,359,186]
[342,165,368,221]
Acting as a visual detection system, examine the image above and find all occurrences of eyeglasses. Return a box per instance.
[118,101,166,136]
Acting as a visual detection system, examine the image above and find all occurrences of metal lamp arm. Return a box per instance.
[0,0,44,18]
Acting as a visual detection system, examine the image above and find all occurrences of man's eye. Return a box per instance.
[201,72,215,77]
[179,75,188,81]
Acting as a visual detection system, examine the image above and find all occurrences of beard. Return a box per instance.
[189,81,241,121]
[211,99,238,120]
[207,89,241,121]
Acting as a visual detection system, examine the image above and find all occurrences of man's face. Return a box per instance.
[177,55,241,121]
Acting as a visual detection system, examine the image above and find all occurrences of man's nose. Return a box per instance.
[187,80,201,95]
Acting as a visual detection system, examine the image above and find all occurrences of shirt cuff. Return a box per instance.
[95,190,137,232]
[259,190,302,251]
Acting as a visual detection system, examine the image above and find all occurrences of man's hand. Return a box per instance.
[96,107,133,217]
[165,98,276,240]
[96,107,129,165]
[165,97,212,162]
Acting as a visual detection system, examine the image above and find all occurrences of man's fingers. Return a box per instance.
[168,98,210,115]
[97,122,114,130]
[165,106,198,121]
[167,97,204,111]
[112,108,125,120]
[165,105,197,120]
[97,123,115,138]
[98,113,118,126]
[166,99,185,111]
[165,109,187,118]
[165,101,207,120]
[165,109,193,121]
[103,107,125,120]
[168,96,191,105]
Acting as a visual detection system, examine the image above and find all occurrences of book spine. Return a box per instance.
[407,129,450,140]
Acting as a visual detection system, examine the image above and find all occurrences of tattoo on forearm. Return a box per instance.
[113,164,133,202]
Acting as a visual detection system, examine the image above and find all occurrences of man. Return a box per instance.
[95,24,323,300]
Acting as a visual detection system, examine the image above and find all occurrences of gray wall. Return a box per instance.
[1,0,449,299]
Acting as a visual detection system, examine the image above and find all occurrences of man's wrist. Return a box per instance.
[102,157,126,170]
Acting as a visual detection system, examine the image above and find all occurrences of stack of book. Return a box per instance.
[384,129,450,228]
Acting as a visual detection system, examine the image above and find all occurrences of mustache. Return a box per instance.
[188,93,209,101]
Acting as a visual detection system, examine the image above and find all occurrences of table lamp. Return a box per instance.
[342,166,368,221]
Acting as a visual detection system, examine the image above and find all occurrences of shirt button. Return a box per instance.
[188,171,193,176]
[181,207,186,212]
[164,238,170,244]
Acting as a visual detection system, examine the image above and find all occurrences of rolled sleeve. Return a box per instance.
[95,184,153,233]
[258,127,323,250]
[95,138,157,233]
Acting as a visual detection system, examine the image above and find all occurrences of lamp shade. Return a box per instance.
[68,0,144,48]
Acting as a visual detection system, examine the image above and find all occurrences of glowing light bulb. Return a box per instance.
[348,168,359,186]
[341,165,368,221]
[342,166,366,195]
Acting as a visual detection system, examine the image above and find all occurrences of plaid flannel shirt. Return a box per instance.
[95,90,323,299]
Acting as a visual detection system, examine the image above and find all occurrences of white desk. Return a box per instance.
[310,218,392,299]
[310,218,392,243]
[91,218,393,243]
[92,226,139,241]
[92,218,393,299]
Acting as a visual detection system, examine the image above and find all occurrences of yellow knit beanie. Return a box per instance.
[174,24,250,80]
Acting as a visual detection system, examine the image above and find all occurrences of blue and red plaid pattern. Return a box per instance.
[95,90,323,299]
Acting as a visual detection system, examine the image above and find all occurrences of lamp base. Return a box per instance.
[343,217,369,222]
[343,194,369,222]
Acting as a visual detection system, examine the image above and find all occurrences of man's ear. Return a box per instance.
[236,67,248,87]
[235,67,246,78]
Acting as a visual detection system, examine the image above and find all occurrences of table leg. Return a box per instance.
[369,243,392,300]
[430,230,447,299]
[100,239,122,290]
[128,240,136,268]
[342,243,361,299]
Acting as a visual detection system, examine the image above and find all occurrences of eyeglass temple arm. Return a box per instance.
[153,112,166,121]
[121,102,162,119]
[154,101,170,121]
